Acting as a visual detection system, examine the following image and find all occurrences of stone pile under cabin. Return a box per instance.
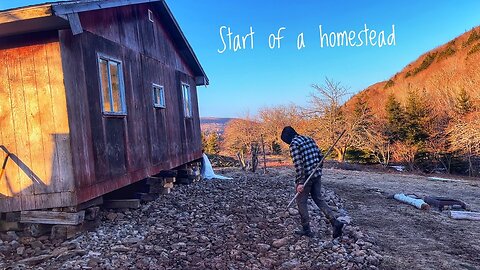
[0,0,208,227]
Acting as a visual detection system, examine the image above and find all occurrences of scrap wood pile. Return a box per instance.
[207,154,239,168]
[392,193,480,221]
[0,168,383,270]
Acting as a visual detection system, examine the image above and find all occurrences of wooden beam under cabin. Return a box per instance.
[20,210,85,225]
[104,199,141,209]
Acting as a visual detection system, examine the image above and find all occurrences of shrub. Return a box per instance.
[412,52,437,76]
[345,148,376,164]
[384,79,395,89]
[467,43,480,56]
[437,46,456,61]
[463,29,480,48]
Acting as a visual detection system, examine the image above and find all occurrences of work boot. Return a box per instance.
[294,225,314,237]
[332,219,344,239]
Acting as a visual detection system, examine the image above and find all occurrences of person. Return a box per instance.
[280,126,344,238]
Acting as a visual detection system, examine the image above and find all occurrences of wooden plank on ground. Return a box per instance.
[5,212,21,222]
[146,176,165,185]
[103,199,140,209]
[20,210,85,225]
[0,221,22,232]
[449,211,480,221]
[135,192,158,202]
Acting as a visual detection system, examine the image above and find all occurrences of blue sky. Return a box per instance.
[2,1,480,117]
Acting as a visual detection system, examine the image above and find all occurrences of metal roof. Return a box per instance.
[0,0,208,85]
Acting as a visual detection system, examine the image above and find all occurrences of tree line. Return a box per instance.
[203,78,480,176]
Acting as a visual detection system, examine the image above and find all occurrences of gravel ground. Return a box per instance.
[324,169,480,270]
[1,168,382,270]
[4,167,475,270]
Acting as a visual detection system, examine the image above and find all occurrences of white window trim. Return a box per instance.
[148,9,154,22]
[182,82,193,118]
[97,53,127,116]
[152,83,166,109]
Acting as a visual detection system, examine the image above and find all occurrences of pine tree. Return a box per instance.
[404,90,429,145]
[201,132,208,151]
[454,88,473,115]
[205,132,220,155]
[385,94,406,142]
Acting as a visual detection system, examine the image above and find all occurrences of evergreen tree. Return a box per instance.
[404,90,429,144]
[454,88,473,115]
[271,141,282,155]
[385,94,406,142]
[201,132,207,151]
[204,132,220,155]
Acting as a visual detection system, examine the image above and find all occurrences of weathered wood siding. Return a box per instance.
[61,3,202,204]
[0,32,75,212]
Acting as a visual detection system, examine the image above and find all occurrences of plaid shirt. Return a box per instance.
[289,135,323,184]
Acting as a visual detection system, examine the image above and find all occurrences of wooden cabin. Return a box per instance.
[0,0,208,213]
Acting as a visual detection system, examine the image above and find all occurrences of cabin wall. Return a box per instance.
[0,32,75,212]
[60,3,202,204]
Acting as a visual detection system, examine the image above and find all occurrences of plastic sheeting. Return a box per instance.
[201,154,233,180]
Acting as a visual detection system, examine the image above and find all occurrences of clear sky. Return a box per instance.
[2,1,480,118]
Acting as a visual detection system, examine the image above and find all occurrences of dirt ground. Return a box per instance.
[322,168,480,270]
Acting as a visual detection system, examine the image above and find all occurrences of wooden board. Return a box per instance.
[0,33,75,212]
[449,211,480,221]
[0,4,52,24]
[103,199,141,209]
[20,210,85,225]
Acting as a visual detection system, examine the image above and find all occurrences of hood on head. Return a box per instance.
[281,126,298,144]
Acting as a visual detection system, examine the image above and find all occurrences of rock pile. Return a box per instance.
[1,168,382,269]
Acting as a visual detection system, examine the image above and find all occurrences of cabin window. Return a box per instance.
[98,56,127,115]
[182,83,193,118]
[152,84,165,108]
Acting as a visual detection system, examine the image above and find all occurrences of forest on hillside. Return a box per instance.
[202,77,480,177]
[203,27,480,177]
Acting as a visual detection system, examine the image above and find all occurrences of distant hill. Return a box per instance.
[348,26,480,116]
[200,117,234,134]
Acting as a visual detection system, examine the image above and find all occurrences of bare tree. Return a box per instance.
[447,114,480,176]
[308,78,350,161]
[392,141,420,171]
[257,104,304,154]
[426,112,453,173]
[361,117,392,166]
[223,117,261,170]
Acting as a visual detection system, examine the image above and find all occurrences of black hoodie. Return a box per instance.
[281,126,298,145]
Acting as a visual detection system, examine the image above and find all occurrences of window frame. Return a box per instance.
[152,83,166,109]
[97,54,127,116]
[181,82,193,118]
[148,9,154,22]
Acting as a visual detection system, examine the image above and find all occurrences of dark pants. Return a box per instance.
[296,176,335,226]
